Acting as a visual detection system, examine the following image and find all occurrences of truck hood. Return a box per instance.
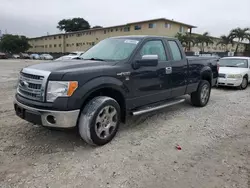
[219,67,248,75]
[26,60,117,72]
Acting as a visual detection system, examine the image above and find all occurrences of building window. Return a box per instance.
[165,23,171,29]
[45,45,48,48]
[83,42,85,45]
[116,28,118,31]
[59,36,61,39]
[92,42,95,45]
[49,44,52,48]
[45,38,47,40]
[76,43,79,47]
[72,43,74,46]
[124,26,130,32]
[111,29,113,32]
[54,36,56,39]
[59,44,62,47]
[104,30,106,34]
[66,44,69,47]
[66,35,68,38]
[179,26,184,33]
[54,44,57,47]
[77,33,81,37]
[149,23,156,28]
[120,28,122,31]
[134,25,141,30]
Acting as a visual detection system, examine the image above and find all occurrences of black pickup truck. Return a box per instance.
[14,36,218,146]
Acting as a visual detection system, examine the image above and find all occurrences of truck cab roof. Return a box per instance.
[110,35,176,40]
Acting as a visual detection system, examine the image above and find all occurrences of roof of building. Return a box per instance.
[29,17,197,40]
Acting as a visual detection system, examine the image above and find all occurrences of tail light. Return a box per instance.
[217,59,220,72]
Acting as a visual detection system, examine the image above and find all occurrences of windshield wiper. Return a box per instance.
[84,57,105,61]
[226,65,238,67]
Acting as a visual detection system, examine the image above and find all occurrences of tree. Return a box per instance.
[57,18,90,32]
[229,27,250,53]
[216,35,233,51]
[194,32,214,52]
[175,32,194,51]
[92,26,103,29]
[0,34,31,53]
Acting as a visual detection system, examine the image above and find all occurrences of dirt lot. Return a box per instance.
[0,59,249,188]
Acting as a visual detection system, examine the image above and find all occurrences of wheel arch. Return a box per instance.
[75,77,128,123]
[200,66,212,86]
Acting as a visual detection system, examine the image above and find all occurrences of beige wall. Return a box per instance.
[28,20,191,53]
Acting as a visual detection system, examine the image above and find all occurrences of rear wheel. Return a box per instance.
[191,80,211,107]
[78,96,120,146]
[240,77,248,90]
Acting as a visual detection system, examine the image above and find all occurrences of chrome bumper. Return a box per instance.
[14,99,80,128]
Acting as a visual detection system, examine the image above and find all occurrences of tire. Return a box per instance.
[240,77,248,90]
[191,80,211,107]
[78,96,120,146]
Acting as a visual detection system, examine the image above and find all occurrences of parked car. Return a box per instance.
[40,54,53,60]
[13,54,20,59]
[217,56,250,89]
[20,53,30,59]
[30,54,40,60]
[54,51,85,61]
[0,52,8,59]
[14,36,218,146]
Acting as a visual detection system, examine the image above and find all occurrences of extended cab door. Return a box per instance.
[127,38,172,109]
[164,39,188,97]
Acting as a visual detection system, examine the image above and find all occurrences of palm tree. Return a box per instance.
[229,27,250,53]
[216,35,233,52]
[175,32,194,51]
[194,32,213,53]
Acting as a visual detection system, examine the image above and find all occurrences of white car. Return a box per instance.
[54,51,85,61]
[40,54,53,60]
[217,57,250,89]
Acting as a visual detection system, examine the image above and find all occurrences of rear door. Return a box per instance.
[164,39,188,97]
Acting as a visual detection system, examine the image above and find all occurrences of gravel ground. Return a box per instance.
[0,59,249,188]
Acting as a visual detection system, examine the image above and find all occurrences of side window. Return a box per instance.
[140,40,167,61]
[168,41,182,61]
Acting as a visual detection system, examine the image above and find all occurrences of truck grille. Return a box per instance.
[17,69,50,102]
[218,73,226,78]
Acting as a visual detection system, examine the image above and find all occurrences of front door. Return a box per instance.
[127,39,172,109]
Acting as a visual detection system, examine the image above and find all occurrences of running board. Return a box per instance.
[132,99,185,116]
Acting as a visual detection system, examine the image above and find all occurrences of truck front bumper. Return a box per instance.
[14,99,80,128]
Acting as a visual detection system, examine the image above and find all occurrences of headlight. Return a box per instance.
[46,81,78,102]
[227,74,242,78]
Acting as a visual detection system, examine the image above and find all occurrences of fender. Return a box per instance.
[200,66,213,84]
[67,76,129,110]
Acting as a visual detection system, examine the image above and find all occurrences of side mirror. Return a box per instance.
[133,55,158,69]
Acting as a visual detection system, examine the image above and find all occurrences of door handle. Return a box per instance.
[165,67,172,74]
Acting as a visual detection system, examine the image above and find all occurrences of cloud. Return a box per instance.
[0,0,249,37]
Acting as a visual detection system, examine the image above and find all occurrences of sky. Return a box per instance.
[0,0,249,38]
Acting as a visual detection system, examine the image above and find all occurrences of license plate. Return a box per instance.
[15,105,25,119]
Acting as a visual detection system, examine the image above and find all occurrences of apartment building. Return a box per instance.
[28,18,196,53]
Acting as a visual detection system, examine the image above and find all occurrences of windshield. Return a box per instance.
[80,38,140,61]
[219,59,248,68]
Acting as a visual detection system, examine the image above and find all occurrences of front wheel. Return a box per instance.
[191,80,211,107]
[78,96,120,146]
[240,77,248,90]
